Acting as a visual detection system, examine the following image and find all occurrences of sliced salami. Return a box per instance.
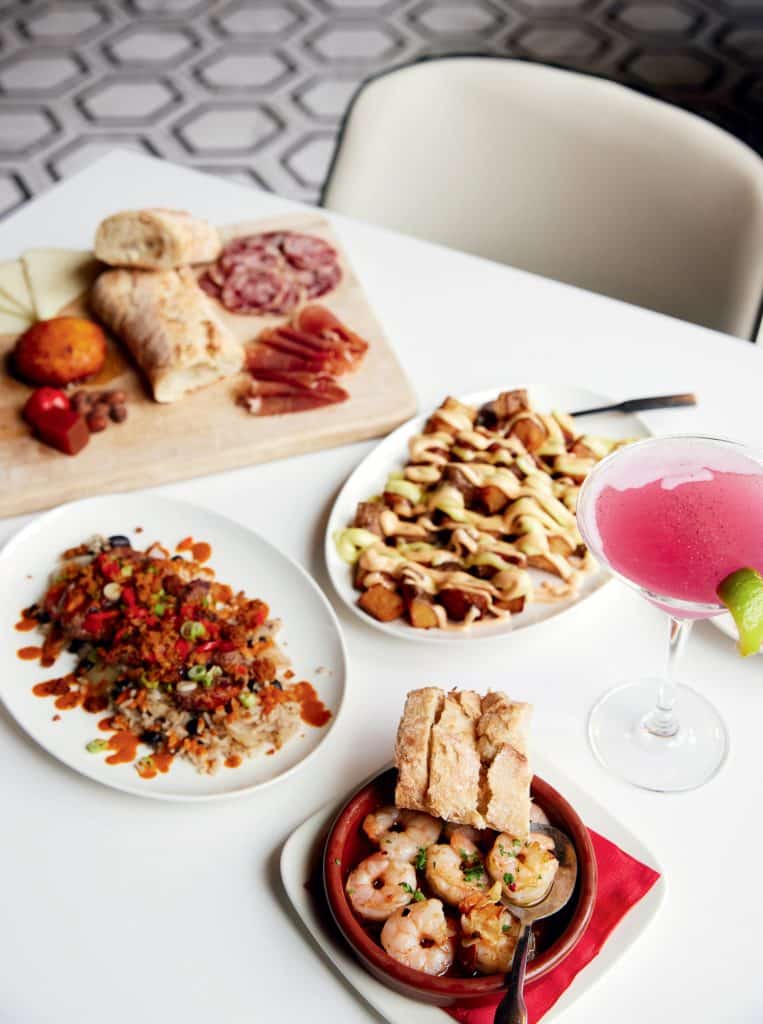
[306,262,342,298]
[207,229,342,316]
[282,233,338,271]
[222,267,285,314]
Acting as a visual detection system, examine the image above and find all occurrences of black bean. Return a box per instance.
[112,678,131,697]
[67,638,85,654]
[247,680,261,693]
[23,603,39,617]
[172,555,184,562]
[186,716,199,736]
[140,729,162,748]
[271,680,283,691]
[36,610,51,624]
[108,535,131,548]
[80,656,96,670]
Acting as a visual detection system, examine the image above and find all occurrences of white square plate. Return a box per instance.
[280,751,665,1023]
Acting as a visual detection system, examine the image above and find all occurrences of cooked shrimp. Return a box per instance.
[486,832,558,907]
[346,852,418,922]
[363,806,442,863]
[425,830,489,906]
[443,822,491,846]
[459,882,520,974]
[381,898,456,975]
[529,802,550,826]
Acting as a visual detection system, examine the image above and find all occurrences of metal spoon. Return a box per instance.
[493,824,579,1024]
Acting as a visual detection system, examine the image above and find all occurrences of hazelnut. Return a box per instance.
[87,411,108,433]
[71,390,93,414]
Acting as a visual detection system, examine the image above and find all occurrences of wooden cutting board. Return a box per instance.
[0,211,417,517]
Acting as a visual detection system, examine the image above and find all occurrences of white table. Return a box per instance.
[1,151,761,1024]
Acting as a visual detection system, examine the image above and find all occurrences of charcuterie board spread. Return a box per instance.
[0,209,417,517]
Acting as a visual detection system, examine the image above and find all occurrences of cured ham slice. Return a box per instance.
[243,392,344,416]
[296,305,369,359]
[240,304,367,418]
[245,343,324,374]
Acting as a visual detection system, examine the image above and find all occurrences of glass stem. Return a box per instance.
[644,617,693,738]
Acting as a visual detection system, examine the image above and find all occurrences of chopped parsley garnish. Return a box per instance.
[399,882,426,902]
[503,872,515,886]
[502,923,511,934]
[462,864,485,882]
[414,847,427,871]
[498,843,507,856]
[333,858,341,866]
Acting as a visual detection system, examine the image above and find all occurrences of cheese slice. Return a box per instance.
[0,259,34,316]
[0,307,31,336]
[22,248,100,320]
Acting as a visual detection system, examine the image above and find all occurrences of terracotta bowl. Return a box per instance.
[323,767,597,1008]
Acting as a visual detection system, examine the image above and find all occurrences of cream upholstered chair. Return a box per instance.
[322,57,763,340]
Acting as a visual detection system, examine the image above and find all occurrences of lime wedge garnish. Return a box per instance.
[717,568,763,656]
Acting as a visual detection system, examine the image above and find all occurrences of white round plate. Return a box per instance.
[325,384,649,643]
[0,494,346,801]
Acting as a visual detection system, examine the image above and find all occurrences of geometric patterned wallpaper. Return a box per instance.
[0,0,761,219]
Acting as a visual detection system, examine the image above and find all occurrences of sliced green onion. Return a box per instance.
[86,738,109,754]
[238,690,256,708]
[180,620,207,641]
[188,665,209,682]
[140,674,159,690]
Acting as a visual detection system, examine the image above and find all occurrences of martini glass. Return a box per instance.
[576,434,763,792]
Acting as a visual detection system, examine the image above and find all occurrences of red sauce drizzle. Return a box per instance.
[17,646,42,660]
[83,693,109,714]
[56,691,82,710]
[15,616,37,632]
[292,681,332,727]
[225,754,242,769]
[106,731,140,765]
[33,677,70,698]
[176,536,212,563]
[259,679,331,727]
[135,749,174,779]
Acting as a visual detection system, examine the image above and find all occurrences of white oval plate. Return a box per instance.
[0,494,347,801]
[325,384,649,643]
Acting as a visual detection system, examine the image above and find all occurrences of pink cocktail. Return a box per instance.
[575,435,755,791]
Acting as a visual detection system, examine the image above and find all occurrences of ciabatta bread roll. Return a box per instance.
[393,687,532,836]
[94,209,221,270]
[91,267,243,403]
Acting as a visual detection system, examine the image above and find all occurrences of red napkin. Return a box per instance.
[446,830,661,1024]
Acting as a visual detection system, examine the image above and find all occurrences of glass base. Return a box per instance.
[588,679,729,792]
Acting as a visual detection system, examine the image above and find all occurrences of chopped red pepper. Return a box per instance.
[175,638,189,658]
[95,554,120,581]
[196,640,219,654]
[82,609,119,635]
[121,586,137,608]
